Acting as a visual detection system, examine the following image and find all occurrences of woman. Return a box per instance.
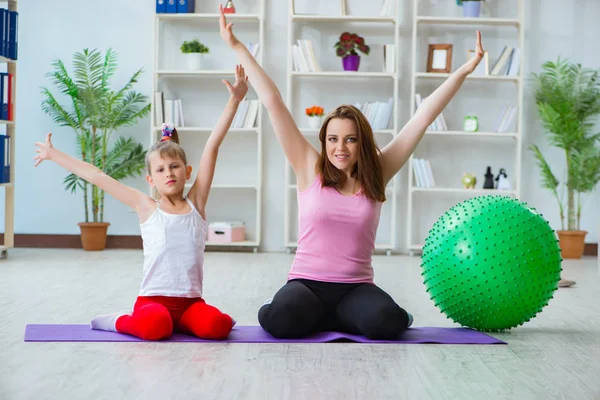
[219,6,485,339]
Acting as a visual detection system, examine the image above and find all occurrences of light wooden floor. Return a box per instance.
[1,248,599,400]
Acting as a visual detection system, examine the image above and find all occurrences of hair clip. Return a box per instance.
[160,122,175,142]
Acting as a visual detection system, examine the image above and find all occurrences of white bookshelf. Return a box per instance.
[406,0,525,256]
[151,1,265,252]
[0,0,16,259]
[284,0,399,256]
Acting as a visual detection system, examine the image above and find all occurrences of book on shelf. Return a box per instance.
[232,99,259,129]
[0,8,18,61]
[494,105,518,133]
[489,47,520,76]
[0,64,14,121]
[353,98,394,130]
[411,157,435,188]
[380,0,396,16]
[247,42,260,58]
[292,40,321,72]
[154,92,185,127]
[383,44,395,73]
[415,93,447,131]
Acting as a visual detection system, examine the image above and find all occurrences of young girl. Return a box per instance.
[34,65,250,341]
[219,7,485,339]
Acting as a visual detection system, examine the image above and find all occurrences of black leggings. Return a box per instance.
[258,279,410,339]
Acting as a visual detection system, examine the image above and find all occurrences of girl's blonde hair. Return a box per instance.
[145,123,187,174]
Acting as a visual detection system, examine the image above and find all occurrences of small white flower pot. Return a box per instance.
[307,116,322,129]
[185,53,205,70]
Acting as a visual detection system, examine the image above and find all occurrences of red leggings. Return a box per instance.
[116,296,233,341]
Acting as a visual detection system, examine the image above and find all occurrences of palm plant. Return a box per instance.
[529,57,600,231]
[41,48,151,223]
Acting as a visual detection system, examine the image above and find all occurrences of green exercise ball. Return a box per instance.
[420,195,562,332]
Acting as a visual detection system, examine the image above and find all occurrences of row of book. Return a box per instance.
[0,69,13,121]
[412,158,436,188]
[415,93,448,131]
[292,40,321,73]
[489,47,520,76]
[353,98,394,130]
[153,92,259,129]
[154,92,185,127]
[0,134,10,183]
[232,99,259,129]
[156,0,195,13]
[494,105,518,133]
[0,9,17,60]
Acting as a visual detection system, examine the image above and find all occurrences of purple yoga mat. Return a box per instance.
[24,324,506,344]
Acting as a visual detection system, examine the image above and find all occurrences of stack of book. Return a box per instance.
[154,93,185,127]
[292,39,321,72]
[411,158,435,188]
[415,93,448,131]
[489,47,520,76]
[353,98,394,130]
[231,99,259,129]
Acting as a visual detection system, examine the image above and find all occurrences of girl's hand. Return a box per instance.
[222,64,249,102]
[219,4,242,49]
[34,132,54,167]
[462,31,484,75]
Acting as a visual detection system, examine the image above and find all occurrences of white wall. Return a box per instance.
[2,0,598,251]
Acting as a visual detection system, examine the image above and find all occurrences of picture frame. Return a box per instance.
[467,50,489,76]
[427,44,452,73]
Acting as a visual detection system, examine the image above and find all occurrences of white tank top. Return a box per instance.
[138,197,208,297]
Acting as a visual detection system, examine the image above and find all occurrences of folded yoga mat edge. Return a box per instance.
[24,324,506,344]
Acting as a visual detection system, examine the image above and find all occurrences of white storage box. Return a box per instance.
[208,221,245,243]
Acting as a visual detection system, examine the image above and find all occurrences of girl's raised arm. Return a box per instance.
[34,133,152,215]
[188,65,248,215]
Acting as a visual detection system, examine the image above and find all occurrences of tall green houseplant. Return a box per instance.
[41,48,151,249]
[529,57,600,258]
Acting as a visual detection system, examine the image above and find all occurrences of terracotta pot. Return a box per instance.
[556,230,587,259]
[78,222,110,251]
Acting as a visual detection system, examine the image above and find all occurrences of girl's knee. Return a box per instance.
[136,304,173,340]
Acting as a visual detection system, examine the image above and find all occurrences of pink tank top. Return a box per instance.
[288,175,382,284]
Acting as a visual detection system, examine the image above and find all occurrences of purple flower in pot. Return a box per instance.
[335,32,370,71]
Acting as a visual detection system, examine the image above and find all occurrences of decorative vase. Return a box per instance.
[462,1,482,17]
[307,116,322,129]
[556,230,587,259]
[185,53,204,70]
[342,54,360,71]
[78,222,110,251]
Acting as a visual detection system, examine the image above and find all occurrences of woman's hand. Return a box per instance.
[222,64,249,102]
[461,31,484,75]
[219,4,242,49]
[34,132,54,167]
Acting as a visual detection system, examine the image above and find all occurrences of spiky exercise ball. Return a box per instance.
[420,195,562,332]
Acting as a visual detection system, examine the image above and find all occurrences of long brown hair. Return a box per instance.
[145,126,187,174]
[317,105,386,202]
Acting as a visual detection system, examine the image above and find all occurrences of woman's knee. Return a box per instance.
[360,304,408,340]
[258,299,317,339]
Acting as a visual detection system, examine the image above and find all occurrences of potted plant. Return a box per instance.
[457,0,484,18]
[41,48,150,251]
[181,39,209,70]
[334,32,370,72]
[529,57,600,259]
[305,106,324,129]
